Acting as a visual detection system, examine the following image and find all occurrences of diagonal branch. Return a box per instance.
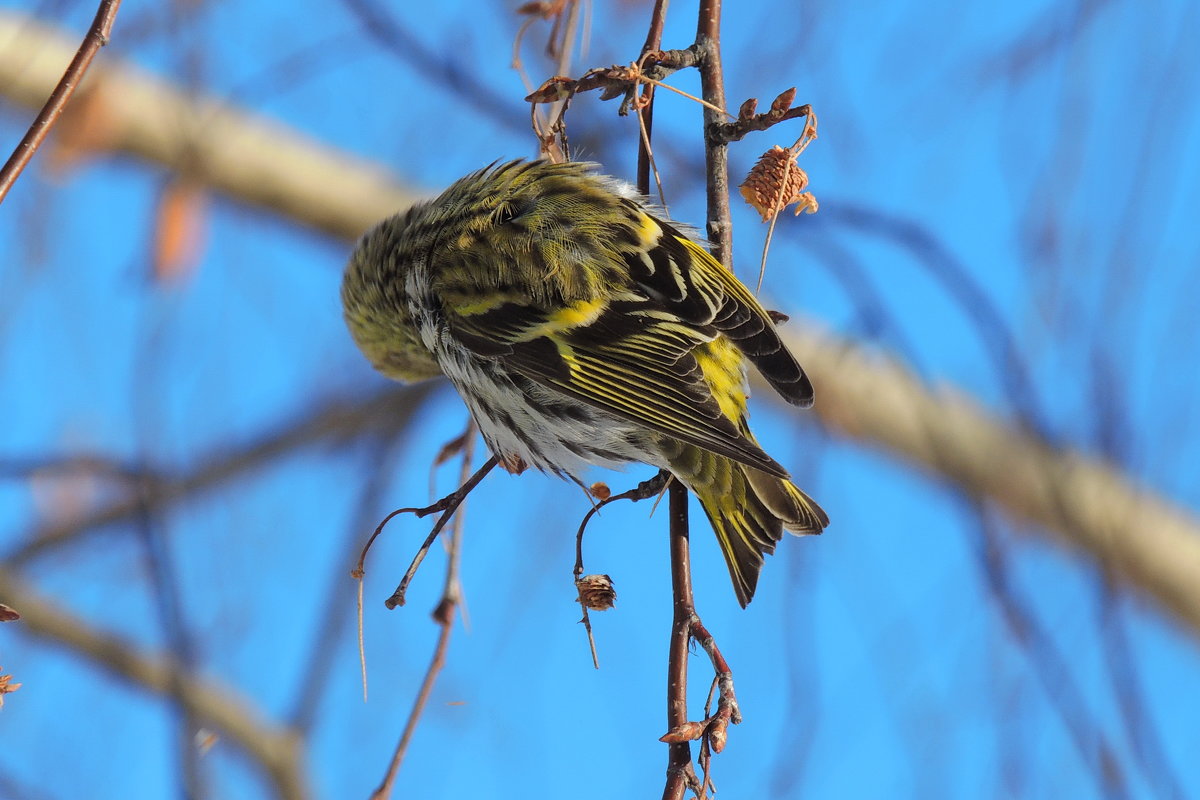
[0,10,420,239]
[0,0,121,203]
[778,323,1200,634]
[6,384,434,565]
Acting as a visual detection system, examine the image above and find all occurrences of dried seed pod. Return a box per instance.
[524,76,576,104]
[576,573,617,611]
[739,145,814,221]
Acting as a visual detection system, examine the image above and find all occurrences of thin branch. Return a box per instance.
[574,470,672,667]
[0,565,307,800]
[636,0,670,199]
[369,430,477,800]
[711,99,812,144]
[0,0,121,204]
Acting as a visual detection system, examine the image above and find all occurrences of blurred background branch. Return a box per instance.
[0,565,307,800]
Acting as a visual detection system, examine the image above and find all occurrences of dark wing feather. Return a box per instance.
[448,301,788,477]
[635,223,815,407]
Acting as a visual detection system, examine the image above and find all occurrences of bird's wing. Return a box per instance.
[446,292,788,478]
[627,218,814,408]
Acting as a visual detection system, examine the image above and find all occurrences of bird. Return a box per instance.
[342,159,828,606]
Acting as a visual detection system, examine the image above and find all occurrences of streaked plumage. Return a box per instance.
[342,160,828,605]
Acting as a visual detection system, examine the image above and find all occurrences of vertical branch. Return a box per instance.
[695,0,731,266]
[632,3,703,797]
[636,0,670,194]
[663,480,696,800]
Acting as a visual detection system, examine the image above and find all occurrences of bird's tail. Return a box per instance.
[670,446,828,607]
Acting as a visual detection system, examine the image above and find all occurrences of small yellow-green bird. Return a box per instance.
[342,160,828,606]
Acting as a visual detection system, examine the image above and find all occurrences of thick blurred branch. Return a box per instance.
[3,12,1200,637]
[0,11,419,238]
[0,566,307,800]
[782,324,1200,634]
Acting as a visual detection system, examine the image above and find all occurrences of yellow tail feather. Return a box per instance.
[672,447,829,607]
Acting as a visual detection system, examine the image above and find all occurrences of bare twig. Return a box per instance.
[711,97,813,144]
[0,0,121,204]
[636,0,670,202]
[351,455,496,610]
[368,431,477,800]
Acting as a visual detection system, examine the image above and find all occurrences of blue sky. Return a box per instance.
[1,0,1198,798]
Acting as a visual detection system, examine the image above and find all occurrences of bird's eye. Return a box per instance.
[494,198,532,226]
[495,204,517,225]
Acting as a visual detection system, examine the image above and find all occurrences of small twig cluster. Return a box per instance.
[354,424,487,800]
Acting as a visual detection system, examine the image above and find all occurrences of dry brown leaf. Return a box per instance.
[0,669,21,709]
[151,178,207,283]
[575,573,616,611]
[739,145,815,221]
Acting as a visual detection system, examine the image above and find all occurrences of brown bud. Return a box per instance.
[659,720,707,743]
[0,604,18,622]
[525,77,576,104]
[707,717,729,752]
[576,574,617,611]
[515,1,549,15]
[770,87,797,116]
[737,97,758,120]
[589,482,612,501]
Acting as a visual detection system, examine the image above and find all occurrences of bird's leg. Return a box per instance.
[382,455,499,609]
[352,454,499,610]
